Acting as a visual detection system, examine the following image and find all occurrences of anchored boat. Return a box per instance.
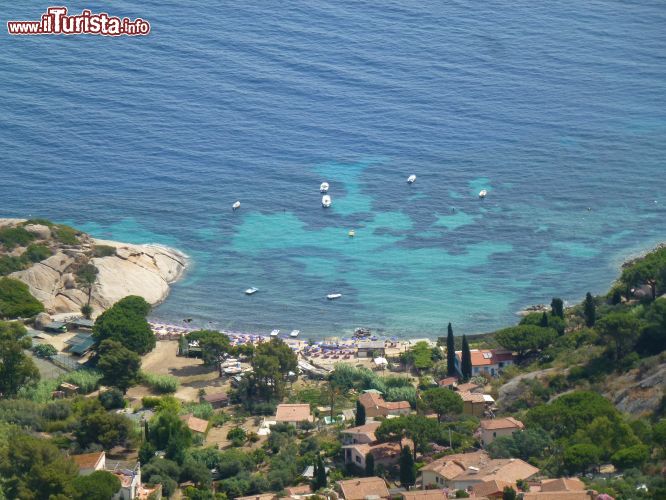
[407,174,416,184]
[322,195,332,207]
[320,182,329,193]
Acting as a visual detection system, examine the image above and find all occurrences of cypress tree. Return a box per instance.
[461,335,472,380]
[399,446,416,489]
[365,452,375,477]
[355,399,366,426]
[539,312,549,327]
[551,297,564,318]
[584,292,596,327]
[315,455,327,489]
[446,322,456,377]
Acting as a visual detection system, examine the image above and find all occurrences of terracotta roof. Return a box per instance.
[400,490,448,500]
[344,440,409,462]
[455,349,512,367]
[203,392,228,403]
[71,451,104,470]
[180,413,209,433]
[275,404,313,423]
[438,377,458,387]
[341,421,381,440]
[472,479,513,497]
[456,382,481,393]
[337,477,389,500]
[480,417,525,431]
[383,400,411,410]
[420,452,539,485]
[358,391,384,410]
[540,478,586,492]
[421,450,488,474]
[460,391,486,403]
[236,495,277,500]
[285,484,312,496]
[523,492,592,500]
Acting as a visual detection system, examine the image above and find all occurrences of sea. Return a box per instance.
[1,1,665,339]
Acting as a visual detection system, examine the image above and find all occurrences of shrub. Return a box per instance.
[182,402,214,420]
[142,396,162,408]
[611,444,650,470]
[99,389,125,410]
[53,225,79,245]
[141,372,180,394]
[0,226,35,250]
[33,343,57,358]
[0,277,44,318]
[62,369,103,394]
[227,427,247,447]
[93,245,116,257]
[23,244,52,263]
[0,256,27,275]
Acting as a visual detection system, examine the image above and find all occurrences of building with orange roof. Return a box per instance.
[539,477,586,492]
[341,421,381,445]
[472,479,514,499]
[358,391,411,418]
[400,489,448,500]
[523,492,595,500]
[71,450,106,475]
[480,417,525,446]
[459,391,494,417]
[342,439,412,469]
[274,404,314,424]
[337,477,390,500]
[454,349,514,377]
[180,413,209,434]
[420,451,538,491]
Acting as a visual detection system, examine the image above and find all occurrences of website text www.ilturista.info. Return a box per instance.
[7,7,150,36]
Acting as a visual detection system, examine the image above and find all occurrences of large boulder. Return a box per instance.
[34,312,53,329]
[24,224,51,240]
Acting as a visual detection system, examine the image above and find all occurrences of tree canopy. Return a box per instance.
[446,323,456,376]
[251,338,298,399]
[495,325,557,359]
[72,470,121,500]
[595,312,641,361]
[0,321,39,397]
[93,295,155,354]
[420,387,463,422]
[188,330,232,372]
[96,339,141,394]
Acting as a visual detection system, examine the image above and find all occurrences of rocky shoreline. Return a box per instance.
[0,219,187,318]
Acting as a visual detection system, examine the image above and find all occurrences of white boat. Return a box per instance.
[348,229,355,238]
[479,189,487,199]
[322,195,331,207]
[270,329,280,337]
[232,201,241,210]
[289,329,300,338]
[327,293,342,300]
[245,287,258,295]
[320,182,329,193]
[407,174,416,184]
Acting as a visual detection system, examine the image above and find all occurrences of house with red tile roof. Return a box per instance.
[472,479,514,499]
[274,404,314,425]
[342,439,412,470]
[71,451,106,475]
[341,421,381,445]
[400,490,448,500]
[337,477,390,500]
[420,451,539,491]
[480,417,525,446]
[454,349,514,377]
[180,413,209,434]
[357,391,411,418]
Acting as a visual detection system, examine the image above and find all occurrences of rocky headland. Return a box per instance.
[0,218,187,318]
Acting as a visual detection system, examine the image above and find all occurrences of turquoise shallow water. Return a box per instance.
[1,1,665,337]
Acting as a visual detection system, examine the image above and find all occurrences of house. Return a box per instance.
[419,451,539,491]
[523,492,595,500]
[540,477,586,492]
[202,392,229,409]
[480,417,525,446]
[179,414,209,434]
[460,391,494,417]
[341,421,381,445]
[112,463,142,500]
[438,377,458,389]
[456,382,481,393]
[274,404,314,425]
[44,321,68,333]
[342,440,406,469]
[284,484,312,497]
[400,490,448,500]
[236,495,277,500]
[454,349,514,377]
[66,318,95,330]
[358,391,411,418]
[65,332,95,356]
[71,451,106,475]
[357,341,386,358]
[472,479,513,499]
[337,477,390,500]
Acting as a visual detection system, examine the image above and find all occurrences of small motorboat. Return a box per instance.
[327,293,342,300]
[348,229,355,237]
[320,182,329,193]
[478,190,487,199]
[407,174,416,184]
[232,201,241,210]
[322,195,332,207]
[245,287,258,295]
[289,329,300,338]
[270,329,280,337]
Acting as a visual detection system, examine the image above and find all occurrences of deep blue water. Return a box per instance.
[1,1,665,338]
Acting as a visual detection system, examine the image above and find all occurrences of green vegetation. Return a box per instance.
[420,386,463,421]
[0,321,39,397]
[461,334,471,379]
[0,226,35,250]
[0,277,44,318]
[32,343,57,358]
[72,470,122,500]
[52,224,80,245]
[93,244,117,257]
[93,295,155,354]
[141,372,180,394]
[97,339,141,394]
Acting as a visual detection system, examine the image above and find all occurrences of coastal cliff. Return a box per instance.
[0,219,186,317]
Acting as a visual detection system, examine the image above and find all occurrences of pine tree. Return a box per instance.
[539,312,549,327]
[584,292,596,327]
[551,297,564,318]
[446,322,456,377]
[399,446,416,489]
[365,452,375,477]
[461,335,472,380]
[355,399,366,426]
